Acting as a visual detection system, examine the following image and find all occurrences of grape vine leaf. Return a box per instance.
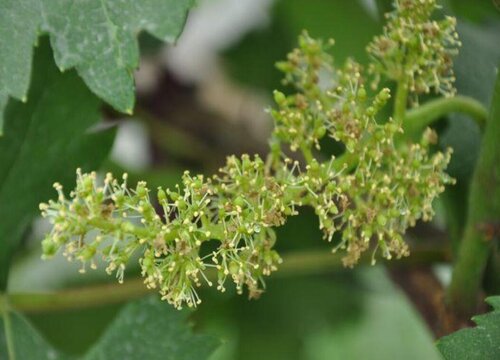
[0,93,7,135]
[436,296,500,359]
[84,296,220,360]
[0,40,115,289]
[0,307,67,360]
[1,296,219,359]
[0,0,194,127]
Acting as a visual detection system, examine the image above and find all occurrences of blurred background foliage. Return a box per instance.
[5,0,499,358]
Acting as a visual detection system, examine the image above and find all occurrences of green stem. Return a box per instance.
[332,151,357,172]
[0,295,15,360]
[394,80,409,124]
[88,217,151,239]
[8,280,149,314]
[404,96,488,136]
[7,246,447,314]
[300,144,314,164]
[446,76,500,318]
[447,226,492,316]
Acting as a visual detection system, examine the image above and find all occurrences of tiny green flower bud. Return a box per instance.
[273,90,287,106]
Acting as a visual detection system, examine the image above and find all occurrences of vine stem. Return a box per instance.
[300,144,314,164]
[446,77,500,318]
[5,246,447,314]
[394,79,409,124]
[403,96,488,136]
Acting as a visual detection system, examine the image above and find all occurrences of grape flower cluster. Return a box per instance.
[41,0,457,308]
[367,0,460,100]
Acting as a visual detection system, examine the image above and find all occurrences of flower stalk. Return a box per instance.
[404,96,488,136]
[394,79,409,125]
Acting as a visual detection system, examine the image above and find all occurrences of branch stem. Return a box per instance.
[404,96,488,136]
[300,144,314,164]
[394,80,409,124]
[6,246,447,314]
[446,78,500,317]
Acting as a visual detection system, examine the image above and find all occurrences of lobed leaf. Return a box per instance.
[83,296,219,360]
[0,0,194,130]
[437,296,500,359]
[0,296,218,359]
[0,40,115,289]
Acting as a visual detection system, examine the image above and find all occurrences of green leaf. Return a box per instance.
[0,0,194,120]
[0,93,7,135]
[1,296,218,359]
[437,296,500,359]
[0,40,115,289]
[84,296,219,360]
[0,0,39,104]
[27,303,123,356]
[0,304,67,360]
